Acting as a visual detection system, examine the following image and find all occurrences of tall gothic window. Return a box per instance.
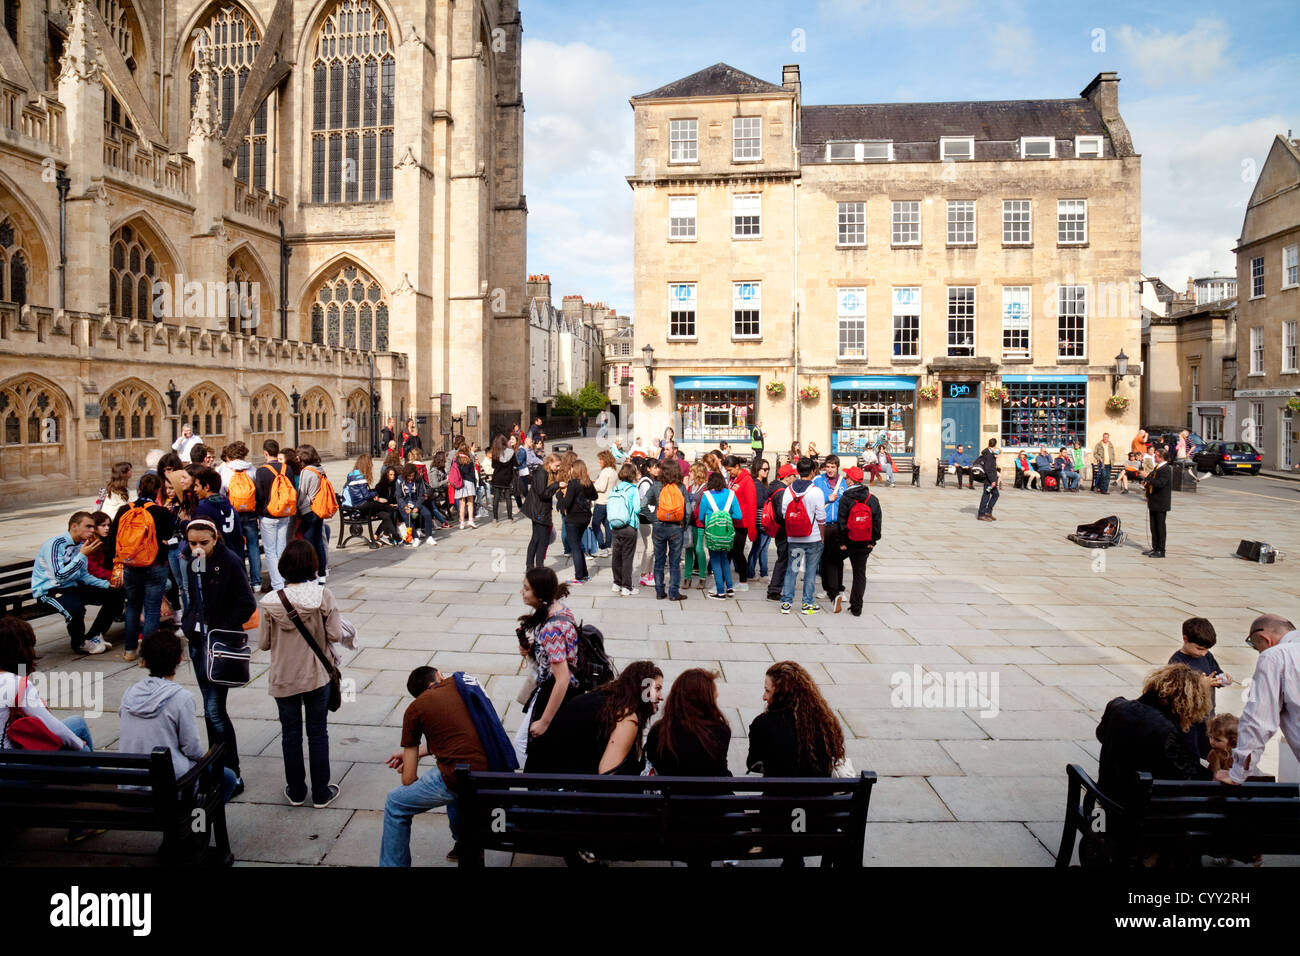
[4,0,19,45]
[225,258,261,334]
[191,4,271,192]
[310,263,387,350]
[0,216,29,308]
[108,224,161,320]
[310,0,394,203]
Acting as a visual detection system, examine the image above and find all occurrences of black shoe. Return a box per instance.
[229,776,245,799]
[1150,551,1166,559]
[766,592,782,601]
[1142,549,1154,556]
[656,593,666,600]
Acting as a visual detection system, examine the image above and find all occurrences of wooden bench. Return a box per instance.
[0,559,52,620]
[454,767,876,868]
[1056,763,1300,867]
[0,744,234,866]
[336,492,384,550]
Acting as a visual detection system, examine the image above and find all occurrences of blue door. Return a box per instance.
[941,382,981,460]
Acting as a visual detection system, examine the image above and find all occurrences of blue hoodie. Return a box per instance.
[195,493,244,560]
[813,472,847,524]
[342,468,377,507]
[31,531,106,602]
[453,672,518,772]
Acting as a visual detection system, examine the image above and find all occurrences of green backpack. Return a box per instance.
[703,489,737,551]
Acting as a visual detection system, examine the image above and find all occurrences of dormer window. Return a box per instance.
[825,141,893,162]
[1075,135,1103,158]
[1020,137,1054,159]
[940,137,973,161]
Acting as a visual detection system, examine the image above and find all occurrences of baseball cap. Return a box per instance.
[777,464,797,479]
[844,466,864,483]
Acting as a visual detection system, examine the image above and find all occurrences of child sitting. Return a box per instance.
[1207,713,1238,775]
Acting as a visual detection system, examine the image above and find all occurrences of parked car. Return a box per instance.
[1144,427,1207,456]
[1191,441,1263,475]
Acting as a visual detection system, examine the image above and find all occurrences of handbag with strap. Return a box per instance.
[1,676,66,750]
[277,590,342,712]
[190,556,252,687]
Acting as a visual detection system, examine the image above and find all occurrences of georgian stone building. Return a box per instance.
[627,63,1142,462]
[525,274,606,418]
[0,0,526,505]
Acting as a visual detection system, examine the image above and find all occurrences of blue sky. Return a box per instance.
[520,0,1300,318]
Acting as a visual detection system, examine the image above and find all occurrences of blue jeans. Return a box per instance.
[748,532,771,578]
[379,764,461,866]
[653,526,684,597]
[240,514,262,587]
[783,540,824,606]
[124,561,170,652]
[298,511,327,577]
[564,521,589,580]
[63,715,93,750]
[275,683,332,804]
[592,504,611,550]
[1096,463,1111,493]
[1062,472,1080,490]
[708,548,733,596]
[168,546,189,613]
[978,481,1000,517]
[190,637,241,777]
[259,517,290,589]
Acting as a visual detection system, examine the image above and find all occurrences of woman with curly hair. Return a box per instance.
[525,660,665,775]
[747,660,845,778]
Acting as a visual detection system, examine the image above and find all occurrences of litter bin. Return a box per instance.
[1172,460,1197,493]
[552,442,573,454]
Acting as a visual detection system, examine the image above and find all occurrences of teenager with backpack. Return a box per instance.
[813,454,847,605]
[342,455,399,546]
[635,459,661,587]
[722,455,757,590]
[109,474,176,660]
[489,435,517,522]
[976,439,1002,521]
[780,457,827,616]
[220,442,262,588]
[606,462,641,595]
[452,445,478,529]
[256,440,295,592]
[592,449,618,556]
[747,458,773,580]
[524,453,561,571]
[683,461,711,591]
[513,568,582,766]
[554,460,598,585]
[192,467,245,562]
[295,445,337,582]
[763,464,797,602]
[397,463,437,546]
[32,511,115,655]
[835,467,882,616]
[181,518,256,795]
[698,471,743,600]
[650,459,690,601]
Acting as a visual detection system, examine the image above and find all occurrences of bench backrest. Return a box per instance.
[1134,773,1300,852]
[0,748,182,825]
[456,768,875,863]
[0,560,39,617]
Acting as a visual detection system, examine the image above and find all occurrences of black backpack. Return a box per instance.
[573,621,616,692]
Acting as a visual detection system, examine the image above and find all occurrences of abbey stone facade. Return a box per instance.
[0,0,526,504]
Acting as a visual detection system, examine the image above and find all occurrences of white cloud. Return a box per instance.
[1116,18,1230,86]
[815,0,973,25]
[522,39,640,312]
[988,24,1035,75]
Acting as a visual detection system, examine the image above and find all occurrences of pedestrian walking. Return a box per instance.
[592,449,618,555]
[747,458,773,580]
[1139,447,1172,558]
[813,455,846,604]
[524,453,561,570]
[556,460,597,584]
[607,462,642,595]
[976,439,1001,521]
[1093,432,1117,494]
[651,459,690,601]
[256,440,294,592]
[723,455,757,590]
[834,467,881,616]
[779,457,826,615]
[635,459,661,587]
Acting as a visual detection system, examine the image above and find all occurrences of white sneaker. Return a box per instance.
[172,611,183,624]
[611,583,622,594]
[79,637,109,655]
[621,587,640,596]
[468,522,479,529]
[423,536,437,546]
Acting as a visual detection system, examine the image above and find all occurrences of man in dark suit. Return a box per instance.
[1139,447,1172,558]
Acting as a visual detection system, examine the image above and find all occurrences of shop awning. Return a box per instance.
[672,376,759,390]
[829,376,918,390]
[1000,374,1089,383]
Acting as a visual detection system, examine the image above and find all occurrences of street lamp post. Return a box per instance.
[165,379,181,443]
[290,384,301,447]
[1111,350,1129,395]
[642,343,656,385]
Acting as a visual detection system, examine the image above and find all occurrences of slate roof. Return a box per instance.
[633,63,789,100]
[800,99,1111,163]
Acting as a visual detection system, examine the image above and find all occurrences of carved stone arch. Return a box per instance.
[297,385,335,450]
[95,376,164,473]
[246,383,288,448]
[180,380,233,449]
[226,241,275,335]
[296,253,389,350]
[107,210,184,321]
[0,373,72,482]
[0,174,54,307]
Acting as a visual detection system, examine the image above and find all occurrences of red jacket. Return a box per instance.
[728,468,758,542]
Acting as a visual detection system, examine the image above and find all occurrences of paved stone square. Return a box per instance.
[3,441,1298,866]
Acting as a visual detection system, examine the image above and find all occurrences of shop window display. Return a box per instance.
[1001,382,1087,449]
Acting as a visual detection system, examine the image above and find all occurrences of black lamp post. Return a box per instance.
[165,379,181,442]
[642,343,656,385]
[370,389,381,456]
[290,384,301,447]
[1112,350,1129,395]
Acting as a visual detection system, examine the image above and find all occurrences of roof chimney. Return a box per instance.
[782,64,801,105]
[1081,71,1134,157]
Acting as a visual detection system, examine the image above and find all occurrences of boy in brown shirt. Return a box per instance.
[380,666,489,866]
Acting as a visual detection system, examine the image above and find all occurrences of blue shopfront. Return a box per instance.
[1000,374,1089,450]
[830,376,917,456]
[672,376,758,447]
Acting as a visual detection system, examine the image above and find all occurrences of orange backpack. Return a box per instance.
[116,504,159,568]
[228,470,257,513]
[263,464,296,518]
[307,467,339,519]
[656,482,685,522]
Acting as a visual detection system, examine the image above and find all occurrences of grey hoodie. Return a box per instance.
[118,676,205,778]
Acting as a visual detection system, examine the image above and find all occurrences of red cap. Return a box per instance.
[777,464,797,479]
[844,466,865,483]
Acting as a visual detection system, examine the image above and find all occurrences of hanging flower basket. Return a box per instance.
[1287,396,1300,413]
[799,385,820,402]
[918,384,939,401]
[640,385,660,400]
[1105,394,1131,413]
[765,381,786,397]
[985,385,1009,403]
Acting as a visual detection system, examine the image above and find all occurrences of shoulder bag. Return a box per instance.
[277,590,342,712]
[192,560,251,687]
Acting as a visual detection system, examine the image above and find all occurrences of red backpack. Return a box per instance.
[760,487,783,537]
[846,492,874,543]
[783,487,813,538]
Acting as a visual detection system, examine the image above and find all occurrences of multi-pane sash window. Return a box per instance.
[892,201,920,245]
[1250,327,1264,374]
[1251,257,1265,297]
[947,287,975,356]
[892,287,920,358]
[733,117,761,161]
[1057,199,1087,244]
[837,287,866,360]
[733,282,761,338]
[1283,321,1298,373]
[669,196,696,239]
[1057,285,1086,358]
[669,283,696,339]
[837,202,865,246]
[947,200,975,244]
[670,119,698,163]
[1003,200,1031,244]
[732,193,761,238]
[1002,286,1030,359]
[1283,244,1298,288]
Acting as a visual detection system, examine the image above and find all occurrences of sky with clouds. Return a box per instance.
[520,0,1300,318]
